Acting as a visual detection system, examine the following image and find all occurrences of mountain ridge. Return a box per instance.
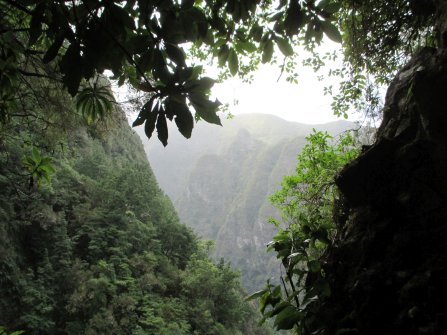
[138,113,354,290]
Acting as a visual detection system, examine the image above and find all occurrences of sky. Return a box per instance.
[115,41,364,126]
[212,63,348,124]
[208,40,364,125]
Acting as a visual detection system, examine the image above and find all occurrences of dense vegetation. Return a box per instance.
[1,0,447,334]
[248,130,359,332]
[0,95,270,334]
[3,0,438,145]
[141,114,353,292]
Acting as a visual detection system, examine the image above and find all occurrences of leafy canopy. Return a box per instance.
[0,0,439,145]
[247,130,359,333]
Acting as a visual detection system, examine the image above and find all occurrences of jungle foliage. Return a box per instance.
[0,88,271,334]
[1,0,438,146]
[247,130,360,333]
[1,0,445,334]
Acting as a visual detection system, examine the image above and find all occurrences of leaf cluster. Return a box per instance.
[22,147,55,188]
[248,130,359,333]
[0,87,270,334]
[1,0,347,145]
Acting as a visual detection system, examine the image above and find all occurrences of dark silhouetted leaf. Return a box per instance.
[165,43,186,66]
[153,49,171,83]
[137,50,154,72]
[60,43,83,96]
[132,97,154,127]
[28,4,45,46]
[156,112,168,146]
[110,4,135,30]
[173,102,194,138]
[189,93,221,125]
[43,35,65,63]
[144,108,158,138]
[185,77,216,93]
[284,0,303,36]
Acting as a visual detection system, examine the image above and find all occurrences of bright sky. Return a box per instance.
[116,40,363,125]
[209,41,361,125]
[213,64,345,124]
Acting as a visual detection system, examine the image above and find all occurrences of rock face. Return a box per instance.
[140,114,353,291]
[324,48,447,334]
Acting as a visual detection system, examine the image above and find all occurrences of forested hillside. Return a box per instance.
[0,101,270,334]
[2,0,447,334]
[139,114,352,291]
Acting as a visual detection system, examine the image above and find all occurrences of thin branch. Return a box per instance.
[3,0,33,15]
[19,69,59,81]
[0,27,30,34]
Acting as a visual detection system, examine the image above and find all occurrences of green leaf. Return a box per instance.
[308,260,321,272]
[262,40,274,63]
[323,2,342,14]
[246,289,267,301]
[313,228,331,244]
[274,306,302,330]
[265,301,291,317]
[276,37,294,57]
[228,48,239,76]
[321,20,342,43]
[218,45,230,67]
[238,41,257,53]
[250,25,263,42]
[31,146,41,163]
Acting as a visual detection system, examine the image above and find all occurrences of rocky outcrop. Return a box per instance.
[323,48,447,334]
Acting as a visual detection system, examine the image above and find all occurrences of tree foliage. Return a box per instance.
[247,130,359,333]
[0,89,270,334]
[5,0,436,144]
[2,0,441,145]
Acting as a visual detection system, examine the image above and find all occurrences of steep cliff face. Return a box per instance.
[141,114,353,291]
[0,105,271,334]
[322,48,447,334]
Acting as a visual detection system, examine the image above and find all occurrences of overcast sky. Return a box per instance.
[117,41,364,126]
[209,40,364,125]
[212,63,349,124]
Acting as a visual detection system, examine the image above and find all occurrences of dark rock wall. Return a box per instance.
[324,48,447,334]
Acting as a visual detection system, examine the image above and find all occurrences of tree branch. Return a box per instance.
[3,0,33,15]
